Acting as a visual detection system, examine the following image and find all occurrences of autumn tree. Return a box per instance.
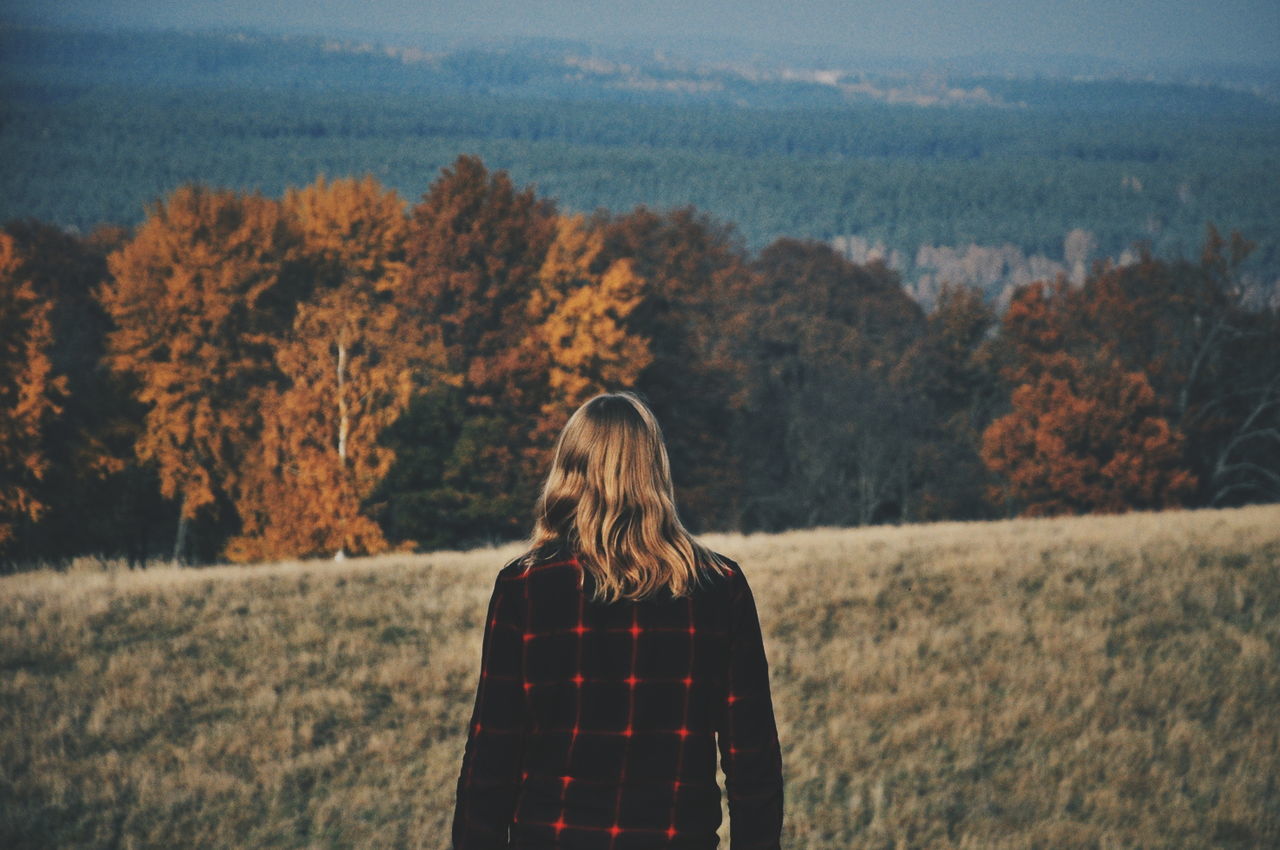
[1152,228,1279,505]
[595,205,754,531]
[894,282,1002,520]
[379,155,557,548]
[525,213,651,445]
[227,175,420,562]
[981,350,1196,515]
[736,238,925,530]
[0,231,66,552]
[981,276,1198,515]
[0,220,167,568]
[98,185,304,563]
[986,226,1279,512]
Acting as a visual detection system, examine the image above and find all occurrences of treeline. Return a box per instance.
[2,156,1277,570]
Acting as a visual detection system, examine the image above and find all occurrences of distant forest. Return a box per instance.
[2,24,1278,304]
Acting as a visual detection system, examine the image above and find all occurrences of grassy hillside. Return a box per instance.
[2,505,1278,848]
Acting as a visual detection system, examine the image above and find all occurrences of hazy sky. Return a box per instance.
[7,0,1279,65]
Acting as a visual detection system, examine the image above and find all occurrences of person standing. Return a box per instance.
[452,391,784,848]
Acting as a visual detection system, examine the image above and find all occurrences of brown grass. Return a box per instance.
[2,504,1278,848]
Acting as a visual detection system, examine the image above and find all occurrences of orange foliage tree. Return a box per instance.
[98,185,303,562]
[982,352,1196,515]
[984,224,1279,515]
[982,279,1198,515]
[226,175,421,562]
[380,155,558,547]
[0,232,67,547]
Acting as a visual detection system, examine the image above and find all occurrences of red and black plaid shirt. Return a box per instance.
[452,545,784,848]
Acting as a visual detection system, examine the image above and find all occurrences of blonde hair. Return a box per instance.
[522,391,731,603]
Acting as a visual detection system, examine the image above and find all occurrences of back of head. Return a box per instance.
[523,391,730,603]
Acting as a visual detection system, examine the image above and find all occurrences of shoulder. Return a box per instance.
[713,551,741,573]
[712,552,763,604]
[706,551,739,578]
[497,559,528,582]
[700,550,745,595]
[498,541,578,584]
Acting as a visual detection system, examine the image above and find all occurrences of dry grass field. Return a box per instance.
[2,504,1278,849]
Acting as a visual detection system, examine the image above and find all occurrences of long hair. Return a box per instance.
[521,391,731,603]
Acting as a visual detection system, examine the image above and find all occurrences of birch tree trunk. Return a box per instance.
[335,327,348,562]
[172,490,188,566]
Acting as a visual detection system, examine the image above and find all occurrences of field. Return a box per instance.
[2,504,1278,848]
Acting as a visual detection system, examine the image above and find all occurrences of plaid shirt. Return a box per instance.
[452,546,784,849]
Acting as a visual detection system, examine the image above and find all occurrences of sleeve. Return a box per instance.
[452,566,528,849]
[716,562,784,847]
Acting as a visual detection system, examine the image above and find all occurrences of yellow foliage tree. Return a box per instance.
[226,175,423,562]
[534,216,651,402]
[283,174,408,291]
[98,185,300,562]
[0,233,68,546]
[526,214,652,449]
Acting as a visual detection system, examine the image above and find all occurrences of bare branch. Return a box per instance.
[1212,479,1280,505]
[1213,460,1280,490]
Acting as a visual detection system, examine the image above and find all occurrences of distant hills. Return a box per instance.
[5,23,1278,108]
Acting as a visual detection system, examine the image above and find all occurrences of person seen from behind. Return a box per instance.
[452,390,784,848]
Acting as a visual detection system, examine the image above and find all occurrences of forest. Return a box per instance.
[2,156,1278,570]
[2,24,1279,303]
